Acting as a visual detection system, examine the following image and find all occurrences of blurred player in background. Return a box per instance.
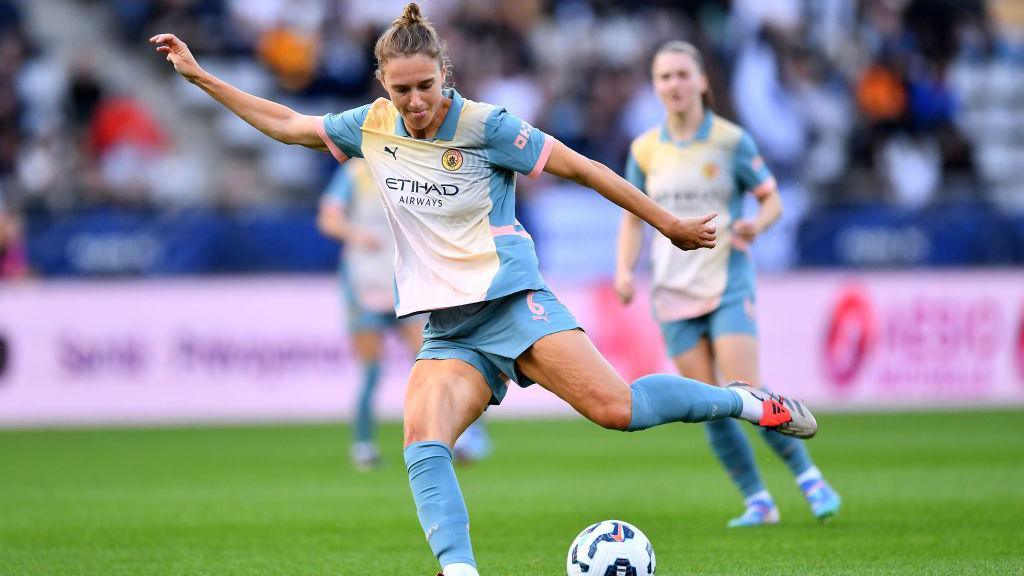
[616,41,841,527]
[152,5,820,574]
[318,159,491,470]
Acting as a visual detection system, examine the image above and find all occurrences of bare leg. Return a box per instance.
[399,320,425,353]
[671,336,717,387]
[403,359,492,447]
[350,330,384,467]
[516,329,633,429]
[714,334,821,481]
[402,359,493,575]
[516,329,742,431]
[681,336,770,508]
[711,334,759,385]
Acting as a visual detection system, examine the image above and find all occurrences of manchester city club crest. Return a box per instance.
[442,148,464,171]
[702,161,719,180]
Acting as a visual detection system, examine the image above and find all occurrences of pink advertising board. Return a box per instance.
[1,272,1022,427]
[581,271,1024,410]
[0,277,575,427]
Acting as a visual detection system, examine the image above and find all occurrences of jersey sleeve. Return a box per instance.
[734,131,775,197]
[483,108,554,179]
[321,165,354,208]
[624,150,646,192]
[318,104,372,163]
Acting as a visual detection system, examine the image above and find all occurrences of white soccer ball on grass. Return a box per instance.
[566,519,655,576]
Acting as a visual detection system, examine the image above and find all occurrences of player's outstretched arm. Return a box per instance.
[543,140,716,251]
[614,211,644,304]
[150,33,326,151]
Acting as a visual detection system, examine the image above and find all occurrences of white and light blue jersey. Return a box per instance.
[627,112,776,322]
[320,159,395,312]
[316,88,554,317]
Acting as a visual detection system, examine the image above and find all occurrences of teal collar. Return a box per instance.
[395,88,464,141]
[660,110,713,145]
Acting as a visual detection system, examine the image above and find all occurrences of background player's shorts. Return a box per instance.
[659,294,757,357]
[338,267,402,334]
[347,305,400,334]
[417,287,580,405]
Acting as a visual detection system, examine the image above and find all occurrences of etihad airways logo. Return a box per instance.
[386,177,460,208]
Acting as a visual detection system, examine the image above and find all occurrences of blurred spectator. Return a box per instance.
[0,187,29,280]
[1,0,1020,275]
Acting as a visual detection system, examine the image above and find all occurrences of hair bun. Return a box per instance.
[398,2,424,26]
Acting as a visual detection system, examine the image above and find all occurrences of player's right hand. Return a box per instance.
[663,211,717,251]
[614,271,635,305]
[352,229,383,252]
[150,34,203,82]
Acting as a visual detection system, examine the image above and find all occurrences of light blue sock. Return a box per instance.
[354,361,380,443]
[758,427,814,476]
[706,418,765,498]
[628,374,743,431]
[404,441,475,568]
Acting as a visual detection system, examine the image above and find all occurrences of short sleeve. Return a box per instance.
[484,108,554,179]
[319,104,371,163]
[625,151,646,192]
[734,132,775,195]
[321,165,354,208]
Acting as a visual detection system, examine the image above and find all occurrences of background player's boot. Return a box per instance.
[727,497,780,527]
[350,441,380,471]
[801,477,842,520]
[453,421,492,463]
[727,382,818,438]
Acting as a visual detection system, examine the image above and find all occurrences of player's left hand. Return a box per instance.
[663,211,717,251]
[150,33,204,82]
[731,218,759,251]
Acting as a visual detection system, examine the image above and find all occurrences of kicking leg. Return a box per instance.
[516,329,743,431]
[403,359,492,576]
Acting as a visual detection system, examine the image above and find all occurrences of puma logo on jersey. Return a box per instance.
[384,146,398,160]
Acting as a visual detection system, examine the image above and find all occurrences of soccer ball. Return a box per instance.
[566,520,655,576]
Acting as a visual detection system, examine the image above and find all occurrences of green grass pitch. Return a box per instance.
[2,411,1023,575]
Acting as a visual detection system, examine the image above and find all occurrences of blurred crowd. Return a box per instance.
[1,0,1023,278]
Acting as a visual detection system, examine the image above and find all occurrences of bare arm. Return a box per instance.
[543,140,716,251]
[732,181,782,250]
[317,202,381,251]
[614,211,644,305]
[150,34,325,150]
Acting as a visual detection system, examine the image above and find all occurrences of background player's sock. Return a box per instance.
[759,427,814,476]
[794,465,841,518]
[796,466,824,491]
[706,418,766,497]
[628,374,742,431]
[405,442,476,569]
[354,361,381,443]
[745,489,774,507]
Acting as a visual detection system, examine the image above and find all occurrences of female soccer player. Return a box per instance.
[615,41,840,527]
[152,6,818,574]
[318,160,491,470]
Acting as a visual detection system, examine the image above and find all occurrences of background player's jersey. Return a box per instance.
[320,159,395,313]
[317,88,553,317]
[626,112,776,323]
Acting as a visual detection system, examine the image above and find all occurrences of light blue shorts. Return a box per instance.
[347,306,400,334]
[338,264,401,334]
[659,294,757,357]
[417,287,580,405]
